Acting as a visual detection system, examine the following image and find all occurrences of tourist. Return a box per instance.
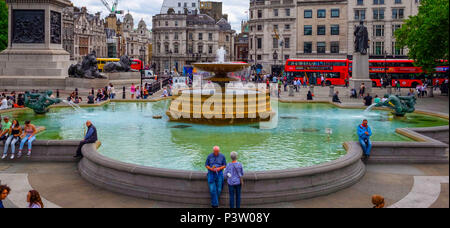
[74,121,97,158]
[307,90,313,100]
[108,83,116,99]
[345,78,349,88]
[363,93,373,106]
[321,75,325,87]
[18,120,37,157]
[0,185,11,208]
[396,80,401,92]
[374,95,381,104]
[224,151,244,208]
[0,116,12,141]
[87,93,95,104]
[205,146,227,208]
[136,86,141,99]
[2,120,22,160]
[0,97,8,110]
[161,88,169,97]
[350,88,358,99]
[372,195,385,208]
[14,94,25,108]
[27,190,44,208]
[130,83,136,99]
[357,119,372,160]
[359,83,366,98]
[408,89,415,97]
[332,91,341,103]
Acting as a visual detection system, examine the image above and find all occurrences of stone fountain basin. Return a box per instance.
[193,62,250,74]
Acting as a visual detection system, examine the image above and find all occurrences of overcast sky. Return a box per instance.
[70,0,249,32]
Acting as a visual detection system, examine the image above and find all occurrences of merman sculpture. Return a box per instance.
[375,94,416,117]
[24,91,61,114]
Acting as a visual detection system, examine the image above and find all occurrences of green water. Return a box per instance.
[7,101,448,171]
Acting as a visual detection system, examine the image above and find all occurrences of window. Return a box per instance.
[374,25,384,36]
[208,33,213,41]
[165,44,169,54]
[165,21,169,26]
[285,38,290,48]
[392,42,404,55]
[198,44,203,54]
[258,10,262,18]
[226,35,229,42]
[178,2,181,7]
[285,8,291,16]
[373,0,384,4]
[174,44,179,54]
[274,9,279,17]
[188,44,193,54]
[273,24,279,31]
[273,38,278,48]
[304,10,312,18]
[395,0,402,4]
[257,25,263,31]
[331,9,340,18]
[175,21,178,26]
[317,25,326,35]
[165,33,169,40]
[257,38,262,49]
[373,41,384,55]
[392,24,401,36]
[184,2,187,7]
[257,55,262,60]
[285,24,291,30]
[373,8,385,20]
[304,25,312,35]
[392,8,404,19]
[189,33,193,40]
[174,32,179,40]
[357,0,364,5]
[209,45,213,54]
[317,9,326,18]
[250,11,254,19]
[284,55,289,60]
[192,3,196,7]
[317,42,326,53]
[198,33,203,40]
[355,9,366,20]
[304,42,312,53]
[331,25,339,35]
[330,42,339,53]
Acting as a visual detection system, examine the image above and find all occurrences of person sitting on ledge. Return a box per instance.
[357,119,372,160]
[74,120,97,158]
[332,91,342,103]
[87,93,95,104]
[18,120,37,158]
[307,90,314,100]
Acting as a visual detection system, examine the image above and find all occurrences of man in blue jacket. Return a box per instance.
[357,119,372,159]
[205,146,226,208]
[74,120,97,158]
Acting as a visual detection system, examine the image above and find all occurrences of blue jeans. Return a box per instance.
[359,138,372,156]
[207,172,223,207]
[19,134,36,151]
[228,184,241,208]
[3,136,20,155]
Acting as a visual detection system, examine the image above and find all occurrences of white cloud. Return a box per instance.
[70,0,249,32]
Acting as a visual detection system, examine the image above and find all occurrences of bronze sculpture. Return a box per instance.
[103,55,134,73]
[375,94,417,117]
[68,51,105,79]
[354,21,369,55]
[24,91,61,114]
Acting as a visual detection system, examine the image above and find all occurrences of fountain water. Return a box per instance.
[216,47,226,63]
[62,100,84,113]
[364,103,378,112]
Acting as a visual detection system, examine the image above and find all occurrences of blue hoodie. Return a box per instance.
[357,124,372,140]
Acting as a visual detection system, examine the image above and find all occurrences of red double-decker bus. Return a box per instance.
[285,59,349,86]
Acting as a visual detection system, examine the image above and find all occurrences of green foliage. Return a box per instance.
[395,0,449,72]
[0,0,7,52]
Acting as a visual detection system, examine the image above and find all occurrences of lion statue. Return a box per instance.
[68,51,105,79]
[103,55,135,73]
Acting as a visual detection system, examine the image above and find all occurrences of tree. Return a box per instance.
[395,0,449,72]
[0,1,7,52]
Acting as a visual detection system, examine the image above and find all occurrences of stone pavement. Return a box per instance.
[0,162,447,208]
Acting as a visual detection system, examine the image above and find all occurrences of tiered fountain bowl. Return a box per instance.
[166,62,273,124]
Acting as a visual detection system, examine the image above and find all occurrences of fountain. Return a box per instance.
[166,47,273,124]
[24,91,61,114]
[374,94,417,117]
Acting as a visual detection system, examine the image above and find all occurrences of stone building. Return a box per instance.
[199,1,228,22]
[296,0,348,59]
[347,0,420,58]
[234,21,250,62]
[121,13,151,63]
[248,0,297,74]
[152,12,235,74]
[161,0,200,14]
[62,7,107,62]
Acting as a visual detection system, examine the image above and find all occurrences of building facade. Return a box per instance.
[296,0,348,59]
[199,1,228,22]
[234,21,250,62]
[161,0,200,14]
[248,0,297,74]
[152,12,235,74]
[347,0,420,58]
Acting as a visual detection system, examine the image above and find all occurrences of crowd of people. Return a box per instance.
[0,91,25,110]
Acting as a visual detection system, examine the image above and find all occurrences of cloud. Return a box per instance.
[70,0,248,32]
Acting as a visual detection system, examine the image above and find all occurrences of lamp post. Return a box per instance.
[168,50,173,76]
[139,46,146,99]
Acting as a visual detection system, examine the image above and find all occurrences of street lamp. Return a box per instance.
[273,50,278,66]
[168,50,173,76]
[139,46,146,98]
